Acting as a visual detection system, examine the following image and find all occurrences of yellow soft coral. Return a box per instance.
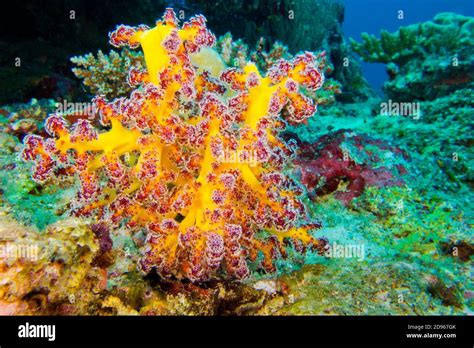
[22,8,327,282]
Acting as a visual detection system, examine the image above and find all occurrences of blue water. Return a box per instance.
[342,0,474,94]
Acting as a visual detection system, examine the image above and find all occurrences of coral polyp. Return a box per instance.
[21,9,327,282]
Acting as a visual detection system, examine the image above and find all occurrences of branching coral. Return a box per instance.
[351,13,474,65]
[215,32,250,69]
[22,9,328,282]
[351,13,474,101]
[350,28,420,66]
[71,49,145,98]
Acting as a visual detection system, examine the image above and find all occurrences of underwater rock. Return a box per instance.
[0,0,178,104]
[254,261,467,315]
[0,99,57,140]
[425,275,463,308]
[0,131,73,230]
[369,88,473,192]
[186,0,344,54]
[149,279,269,315]
[0,217,112,315]
[439,240,474,262]
[351,185,470,259]
[100,269,273,316]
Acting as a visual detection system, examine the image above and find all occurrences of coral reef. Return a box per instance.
[21,9,329,282]
[278,80,473,313]
[1,3,472,317]
[370,89,474,192]
[0,212,277,315]
[351,13,474,101]
[289,87,474,193]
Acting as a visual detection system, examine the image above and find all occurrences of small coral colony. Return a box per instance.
[22,9,331,282]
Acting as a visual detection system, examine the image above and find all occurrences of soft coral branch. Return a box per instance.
[22,8,328,282]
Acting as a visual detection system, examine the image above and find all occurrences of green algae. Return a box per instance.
[0,133,70,230]
[279,82,473,314]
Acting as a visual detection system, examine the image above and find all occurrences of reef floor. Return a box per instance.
[0,93,472,315]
